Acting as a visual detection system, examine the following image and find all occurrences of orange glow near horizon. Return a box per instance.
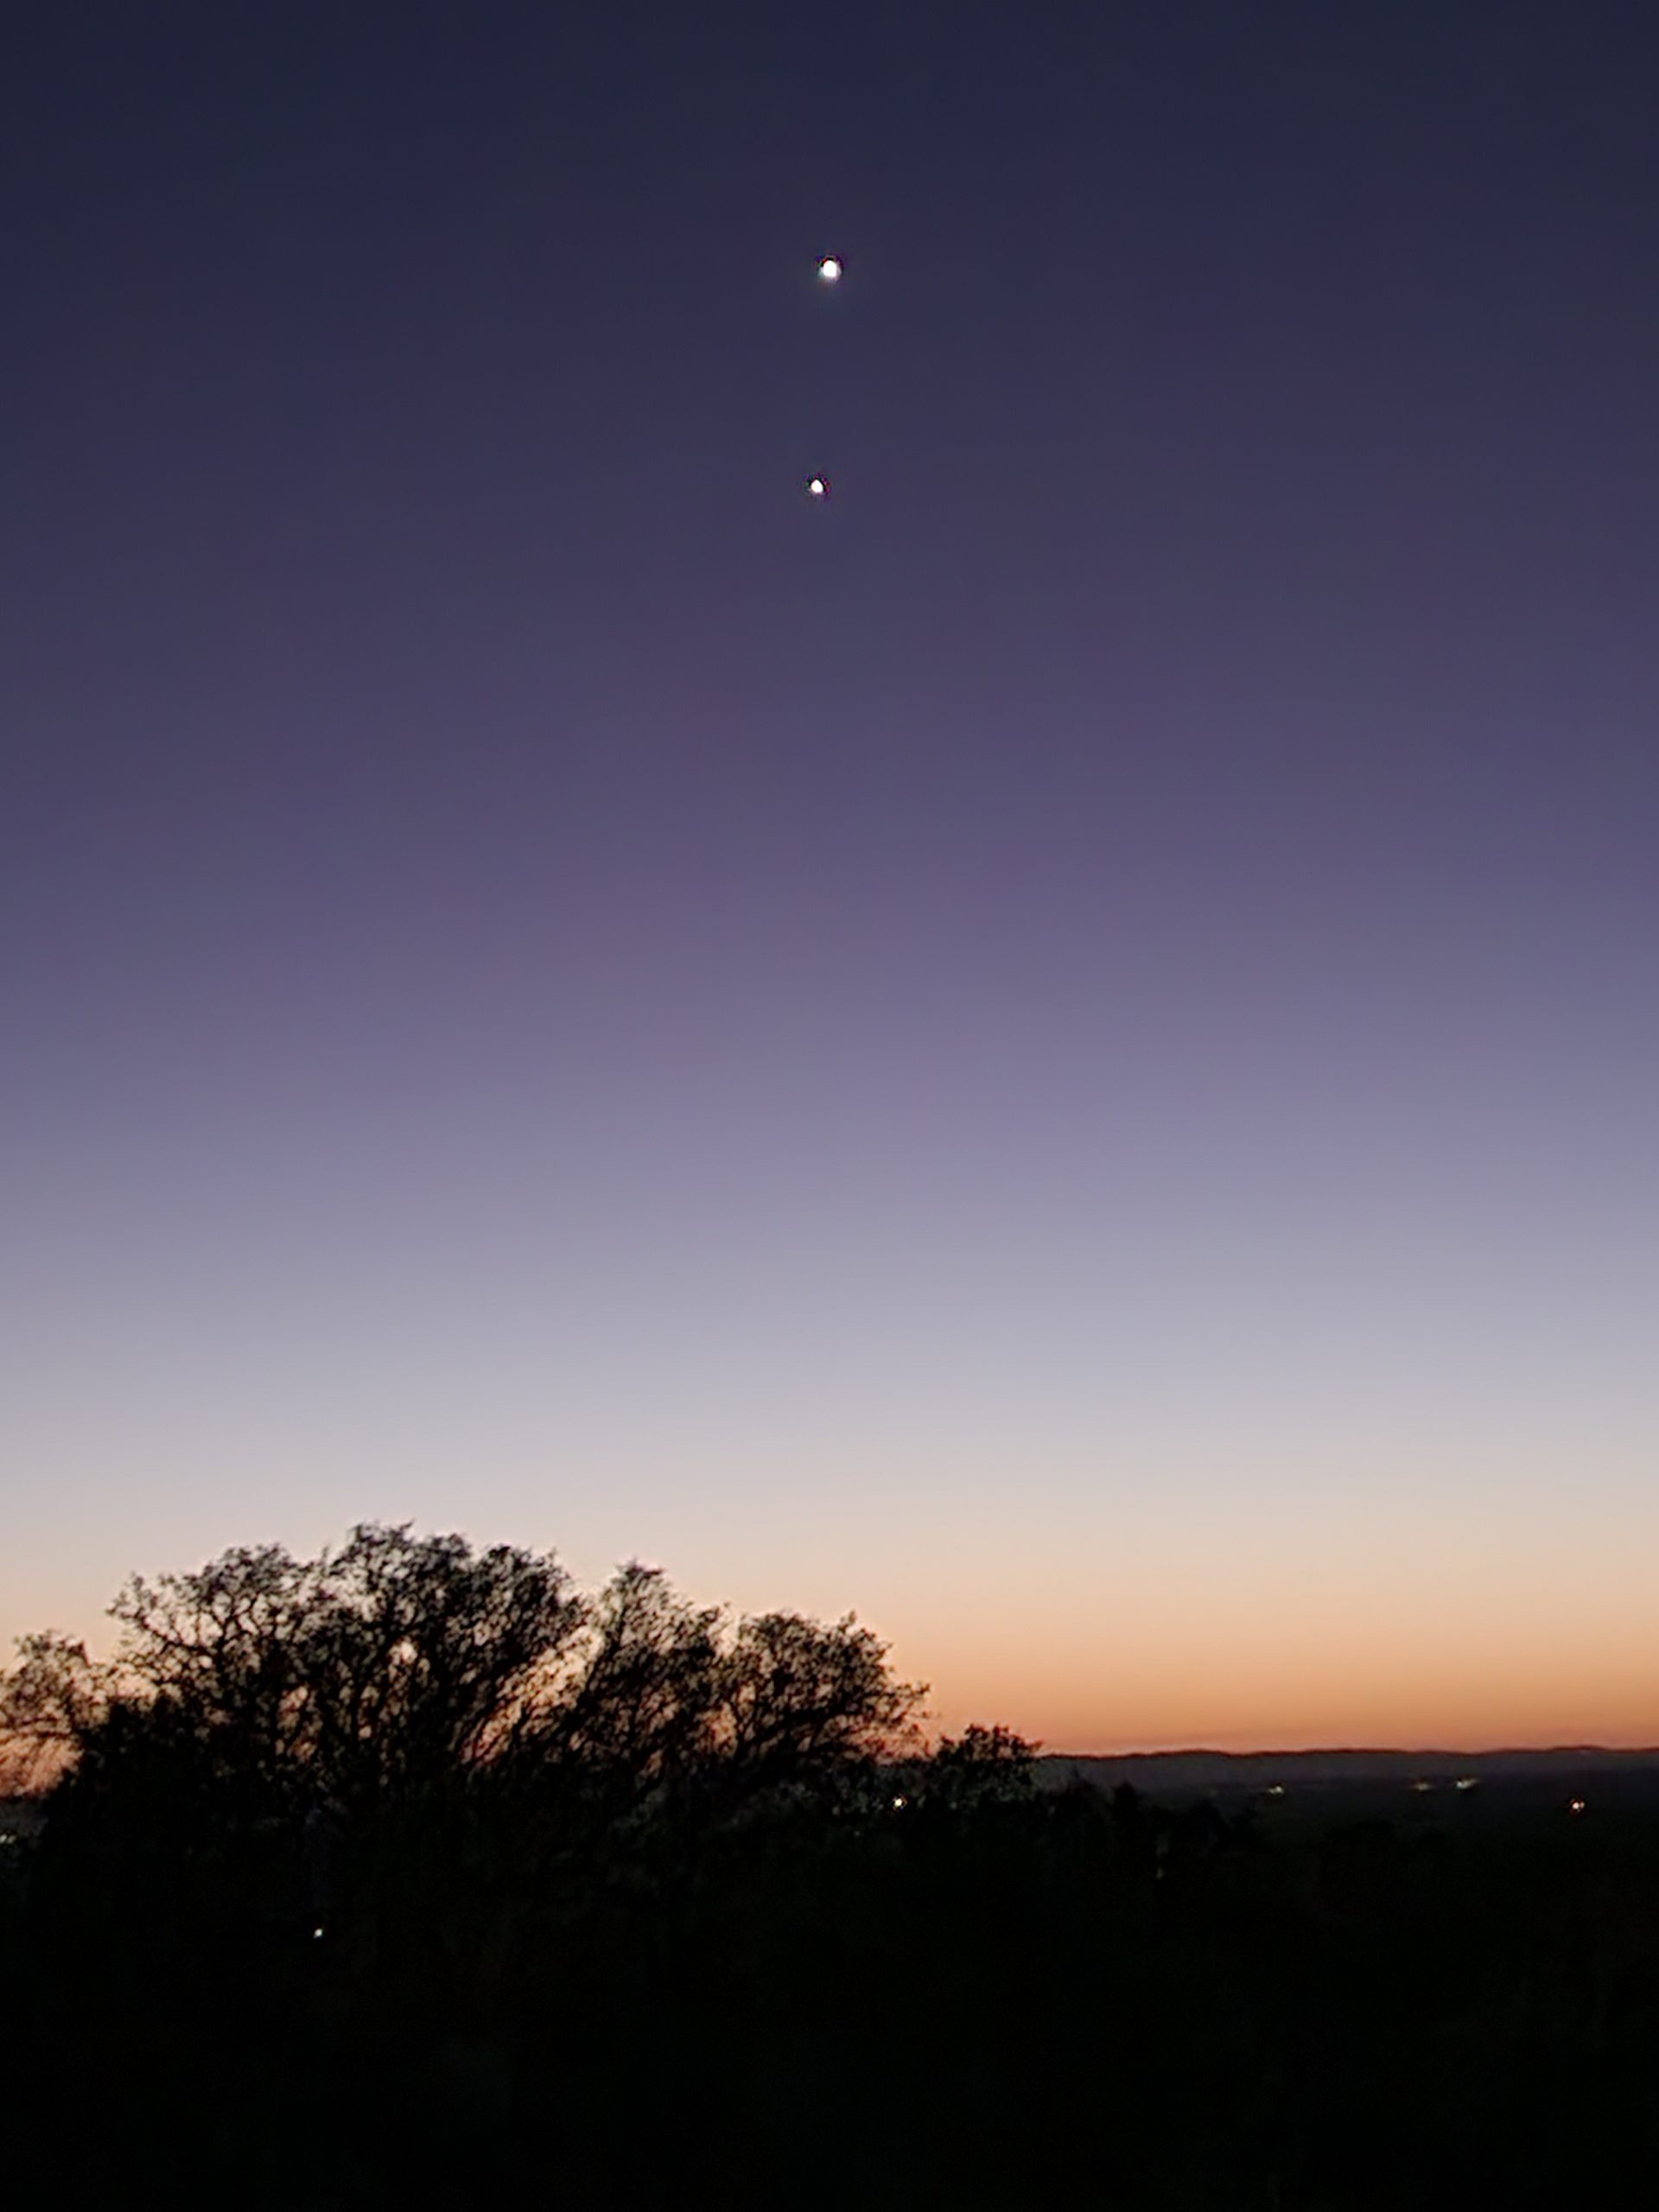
[908,1619,1659,1756]
[5,1480,1657,1760]
[880,1532,1659,1755]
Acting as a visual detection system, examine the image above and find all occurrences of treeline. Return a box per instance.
[3,1524,1659,2207]
[0,1522,937,1821]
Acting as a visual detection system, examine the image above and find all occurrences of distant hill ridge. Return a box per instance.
[1039,1745,1659,1796]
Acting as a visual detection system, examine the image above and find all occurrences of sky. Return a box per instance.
[4,0,1657,1751]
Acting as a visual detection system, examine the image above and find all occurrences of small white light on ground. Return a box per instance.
[1569,1798,1586,1815]
[313,1925,326,1939]
[891,1795,907,1810]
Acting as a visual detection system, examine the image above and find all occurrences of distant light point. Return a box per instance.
[817,256,842,283]
[1568,1797,1586,1815]
[807,476,828,499]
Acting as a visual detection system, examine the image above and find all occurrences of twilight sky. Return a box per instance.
[5,0,1656,1749]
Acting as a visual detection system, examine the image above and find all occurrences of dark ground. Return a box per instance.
[5,1759,1658,2208]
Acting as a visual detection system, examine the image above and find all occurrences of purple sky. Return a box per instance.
[5,2,1657,1745]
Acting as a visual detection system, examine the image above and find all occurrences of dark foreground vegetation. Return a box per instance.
[3,1526,1657,2209]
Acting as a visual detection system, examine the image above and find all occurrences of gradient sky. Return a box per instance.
[5,1,1657,1749]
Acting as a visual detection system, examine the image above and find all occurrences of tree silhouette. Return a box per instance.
[524,1558,724,1792]
[4,1523,925,1842]
[719,1606,923,1783]
[918,1721,1038,1810]
[0,1630,107,1795]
